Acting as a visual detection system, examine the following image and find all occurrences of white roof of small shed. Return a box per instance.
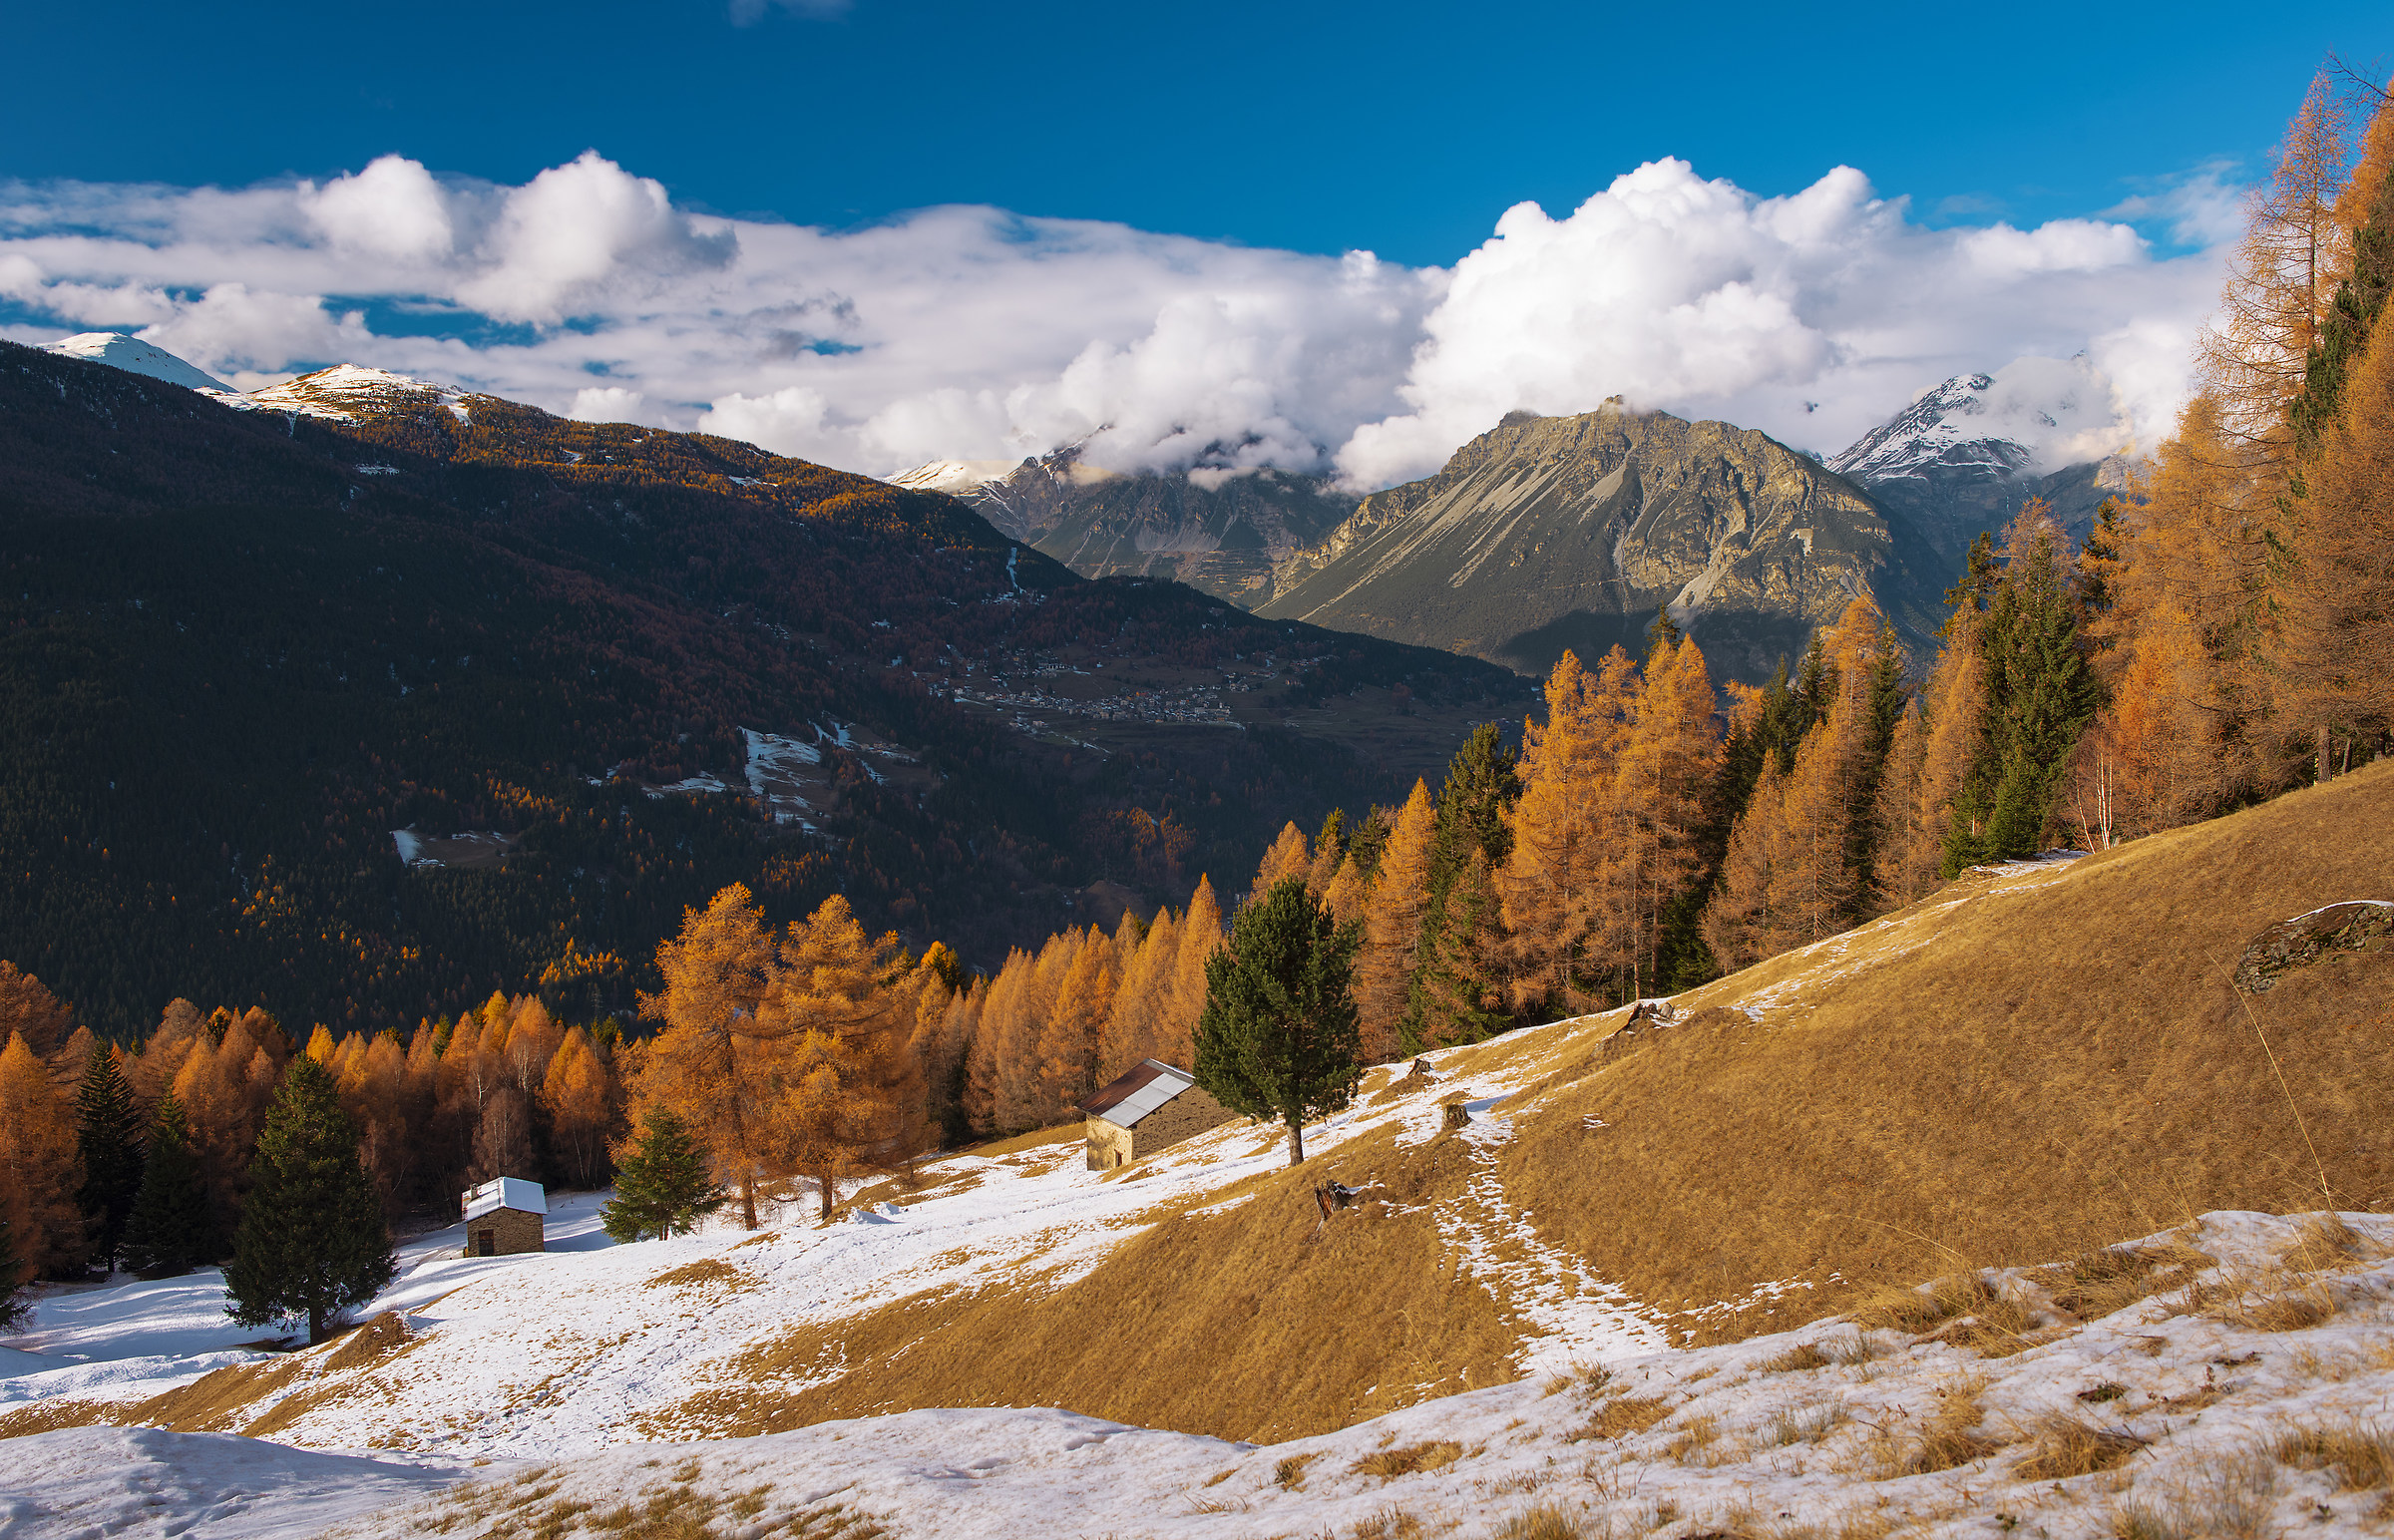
[462,1176,547,1222]
[1082,1059,1198,1130]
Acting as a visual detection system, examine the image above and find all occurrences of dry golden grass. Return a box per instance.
[651,1125,1523,1445]
[266,765,2389,1457]
[2044,1238,2212,1322]
[1760,1340,1837,1372]
[1570,1394,1672,1442]
[0,1399,117,1440]
[2161,1264,2346,1333]
[1859,1376,1998,1479]
[1350,1440,1465,1480]
[1665,1412,1721,1463]
[1273,1451,1318,1489]
[1489,1504,1589,1540]
[1498,762,2394,1344]
[642,1260,756,1294]
[2274,1419,2394,1489]
[1349,1507,1427,1539]
[2009,1411,2147,1479]
[320,1311,418,1374]
[2112,1449,2277,1540]
[407,1467,890,1540]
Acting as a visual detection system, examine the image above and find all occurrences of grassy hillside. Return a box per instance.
[8,765,2382,1459]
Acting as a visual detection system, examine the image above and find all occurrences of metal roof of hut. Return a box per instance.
[461,1176,548,1222]
[1080,1059,1200,1129]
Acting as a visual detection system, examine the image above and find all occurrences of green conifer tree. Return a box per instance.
[0,1212,29,1332]
[601,1105,727,1243]
[121,1094,212,1278]
[2291,159,2394,461]
[1943,518,2100,873]
[222,1057,396,1344]
[75,1042,145,1274]
[1410,723,1521,1049]
[1193,877,1362,1167]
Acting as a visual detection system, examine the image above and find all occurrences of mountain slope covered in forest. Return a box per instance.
[0,342,1522,1037]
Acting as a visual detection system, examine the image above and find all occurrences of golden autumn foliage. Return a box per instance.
[0,1031,85,1278]
[1354,780,1436,1063]
[636,886,927,1226]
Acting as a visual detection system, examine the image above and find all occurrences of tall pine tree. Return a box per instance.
[1412,723,1523,1048]
[602,1104,727,1242]
[121,1094,212,1278]
[223,1056,396,1344]
[74,1042,145,1275]
[1194,878,1362,1168]
[1944,506,2101,870]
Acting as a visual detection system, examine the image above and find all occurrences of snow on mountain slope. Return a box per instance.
[237,364,473,424]
[1828,356,2126,493]
[0,1026,1663,1466]
[41,332,231,394]
[15,1210,2394,1540]
[885,459,1021,496]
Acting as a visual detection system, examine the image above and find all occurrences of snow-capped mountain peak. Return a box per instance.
[41,332,231,395]
[885,459,1022,496]
[240,364,473,424]
[1828,355,2130,491]
[1828,372,2038,488]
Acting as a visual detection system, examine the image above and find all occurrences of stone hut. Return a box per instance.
[460,1176,547,1257]
[1080,1059,1235,1171]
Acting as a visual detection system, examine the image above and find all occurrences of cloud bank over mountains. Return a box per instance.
[0,151,2222,485]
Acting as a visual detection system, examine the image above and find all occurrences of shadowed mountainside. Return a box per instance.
[0,344,1520,1034]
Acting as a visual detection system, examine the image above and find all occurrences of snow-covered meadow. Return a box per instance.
[6,856,2390,1538]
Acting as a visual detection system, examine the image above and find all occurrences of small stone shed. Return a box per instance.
[1080,1059,1235,1171]
[460,1176,547,1257]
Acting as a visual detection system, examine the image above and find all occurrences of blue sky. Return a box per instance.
[12,0,2385,263]
[3,2,2388,483]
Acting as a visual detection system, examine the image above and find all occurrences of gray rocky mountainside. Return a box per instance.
[891,446,1357,609]
[1257,403,1944,685]
[1827,371,2133,571]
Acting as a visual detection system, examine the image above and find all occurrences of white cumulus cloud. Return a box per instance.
[1337,159,2215,488]
[0,151,2226,489]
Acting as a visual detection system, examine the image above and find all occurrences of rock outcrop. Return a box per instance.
[2231,901,2394,994]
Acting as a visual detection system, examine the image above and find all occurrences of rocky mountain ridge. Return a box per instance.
[890,445,1357,609]
[1257,402,1929,682]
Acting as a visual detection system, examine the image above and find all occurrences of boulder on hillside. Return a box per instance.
[2231,902,2394,994]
